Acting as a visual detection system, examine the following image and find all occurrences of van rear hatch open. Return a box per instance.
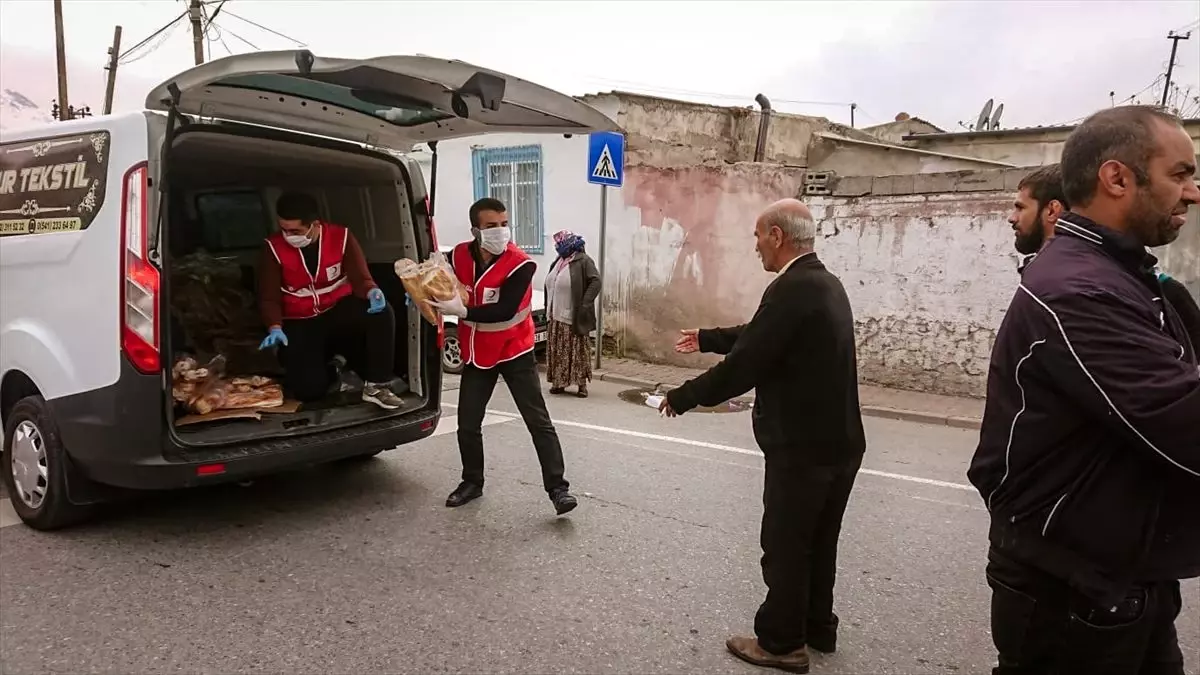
[145,51,617,449]
[144,50,618,149]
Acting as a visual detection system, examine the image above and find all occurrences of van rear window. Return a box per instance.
[214,73,452,128]
[195,191,270,251]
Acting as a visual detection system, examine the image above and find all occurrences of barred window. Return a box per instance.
[471,145,544,254]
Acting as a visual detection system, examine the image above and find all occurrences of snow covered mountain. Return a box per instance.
[0,88,53,133]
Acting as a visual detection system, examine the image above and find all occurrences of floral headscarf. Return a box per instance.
[553,229,586,258]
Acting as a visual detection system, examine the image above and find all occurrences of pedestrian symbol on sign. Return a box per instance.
[591,144,618,181]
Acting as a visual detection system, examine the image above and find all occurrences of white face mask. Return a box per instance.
[477,226,511,255]
[283,224,315,248]
[284,233,312,248]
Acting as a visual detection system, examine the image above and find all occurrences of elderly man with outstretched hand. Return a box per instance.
[661,198,866,674]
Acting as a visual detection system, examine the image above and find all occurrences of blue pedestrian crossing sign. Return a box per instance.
[587,131,625,187]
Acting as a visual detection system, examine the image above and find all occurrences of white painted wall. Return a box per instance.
[407,132,634,290]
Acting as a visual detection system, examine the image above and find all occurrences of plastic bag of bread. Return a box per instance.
[394,251,468,325]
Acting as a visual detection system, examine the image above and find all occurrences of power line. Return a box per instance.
[1173,17,1199,34]
[119,20,183,65]
[118,10,187,61]
[222,9,306,46]
[1117,74,1166,106]
[223,25,260,51]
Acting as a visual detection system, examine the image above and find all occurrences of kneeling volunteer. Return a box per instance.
[426,197,578,515]
[257,192,403,410]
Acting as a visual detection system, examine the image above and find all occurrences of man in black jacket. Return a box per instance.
[1009,163,1068,270]
[662,198,865,674]
[970,105,1200,675]
[1009,163,1200,350]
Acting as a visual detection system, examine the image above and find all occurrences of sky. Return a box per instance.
[1,0,1198,132]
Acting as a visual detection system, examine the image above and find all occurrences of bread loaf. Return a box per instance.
[394,254,466,325]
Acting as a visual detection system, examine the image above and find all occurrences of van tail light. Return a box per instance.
[426,196,445,350]
[119,163,160,374]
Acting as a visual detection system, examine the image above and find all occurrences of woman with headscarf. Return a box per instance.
[544,229,601,397]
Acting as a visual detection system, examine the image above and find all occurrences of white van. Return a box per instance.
[0,51,617,530]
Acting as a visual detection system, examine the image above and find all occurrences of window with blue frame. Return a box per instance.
[471,145,545,254]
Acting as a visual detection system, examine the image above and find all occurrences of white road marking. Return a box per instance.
[427,413,513,438]
[442,403,977,493]
[1,498,19,529]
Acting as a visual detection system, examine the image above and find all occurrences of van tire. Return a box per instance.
[442,324,465,375]
[1,396,94,531]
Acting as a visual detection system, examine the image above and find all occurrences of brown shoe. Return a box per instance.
[726,636,810,673]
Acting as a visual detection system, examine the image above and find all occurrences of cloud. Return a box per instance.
[762,1,1200,129]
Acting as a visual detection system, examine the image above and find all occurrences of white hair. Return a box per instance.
[761,209,816,248]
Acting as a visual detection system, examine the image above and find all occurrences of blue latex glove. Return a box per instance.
[259,327,288,350]
[367,288,386,314]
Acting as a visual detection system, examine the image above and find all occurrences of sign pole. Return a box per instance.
[585,129,624,373]
[595,184,608,371]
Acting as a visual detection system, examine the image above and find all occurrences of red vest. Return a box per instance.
[452,240,536,369]
[266,223,353,320]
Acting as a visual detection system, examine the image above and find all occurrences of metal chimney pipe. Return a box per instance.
[753,94,772,162]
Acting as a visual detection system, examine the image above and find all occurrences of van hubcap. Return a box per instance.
[10,421,48,510]
[443,337,463,369]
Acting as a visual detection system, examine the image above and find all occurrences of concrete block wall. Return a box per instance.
[829,167,1027,198]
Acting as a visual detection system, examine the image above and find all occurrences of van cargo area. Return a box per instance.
[162,125,430,446]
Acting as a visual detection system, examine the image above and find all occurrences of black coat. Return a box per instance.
[666,253,866,465]
[1161,276,1200,354]
[969,213,1200,605]
[546,252,601,336]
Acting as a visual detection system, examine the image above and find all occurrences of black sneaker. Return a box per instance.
[550,487,578,515]
[446,481,483,508]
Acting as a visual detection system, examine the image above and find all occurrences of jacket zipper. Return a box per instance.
[1042,492,1069,536]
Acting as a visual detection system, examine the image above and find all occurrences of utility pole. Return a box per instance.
[103,26,122,115]
[1162,30,1191,107]
[53,0,70,121]
[850,103,857,128]
[189,0,205,65]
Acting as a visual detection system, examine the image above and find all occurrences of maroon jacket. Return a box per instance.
[969,213,1200,605]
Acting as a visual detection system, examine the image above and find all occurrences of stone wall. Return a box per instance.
[603,166,1024,398]
[810,170,1021,397]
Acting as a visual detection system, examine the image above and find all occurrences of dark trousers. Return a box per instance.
[754,452,862,654]
[457,351,568,493]
[281,296,395,402]
[986,549,1185,675]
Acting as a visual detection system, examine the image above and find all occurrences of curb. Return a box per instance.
[547,365,984,431]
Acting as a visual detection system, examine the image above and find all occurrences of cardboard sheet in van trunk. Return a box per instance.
[175,400,302,427]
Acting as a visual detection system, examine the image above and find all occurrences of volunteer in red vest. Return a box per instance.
[257,192,404,410]
[427,197,578,515]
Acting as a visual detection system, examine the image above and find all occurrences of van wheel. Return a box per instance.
[1,396,93,530]
[442,325,465,375]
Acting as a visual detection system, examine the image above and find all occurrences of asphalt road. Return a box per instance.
[1,376,1196,674]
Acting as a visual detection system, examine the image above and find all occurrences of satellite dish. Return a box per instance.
[975,98,994,131]
[989,103,1004,130]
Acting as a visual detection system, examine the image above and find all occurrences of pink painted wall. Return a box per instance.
[604,163,805,366]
